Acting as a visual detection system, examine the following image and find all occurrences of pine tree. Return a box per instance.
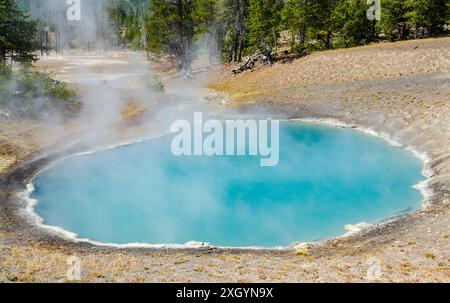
[281,0,311,47]
[247,0,284,53]
[193,0,222,64]
[377,0,408,41]
[147,0,196,71]
[332,0,374,47]
[0,0,41,63]
[223,0,249,62]
[106,0,150,49]
[281,0,338,50]
[404,0,449,38]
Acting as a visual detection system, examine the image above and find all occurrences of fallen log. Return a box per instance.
[232,51,273,74]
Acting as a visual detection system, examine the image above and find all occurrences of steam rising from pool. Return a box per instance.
[30,122,425,248]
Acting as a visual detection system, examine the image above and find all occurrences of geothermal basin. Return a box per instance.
[28,122,426,248]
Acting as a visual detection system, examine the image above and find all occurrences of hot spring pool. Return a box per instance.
[30,122,425,247]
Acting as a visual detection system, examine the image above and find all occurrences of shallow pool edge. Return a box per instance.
[19,117,435,251]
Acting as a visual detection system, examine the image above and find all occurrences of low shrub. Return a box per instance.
[0,63,81,118]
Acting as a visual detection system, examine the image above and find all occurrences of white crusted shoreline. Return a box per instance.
[19,117,434,251]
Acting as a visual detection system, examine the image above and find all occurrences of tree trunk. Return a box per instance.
[236,0,247,63]
[299,0,308,45]
[0,48,5,63]
[299,23,306,45]
[326,30,332,49]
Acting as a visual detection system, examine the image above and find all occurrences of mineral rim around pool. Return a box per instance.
[31,122,425,247]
